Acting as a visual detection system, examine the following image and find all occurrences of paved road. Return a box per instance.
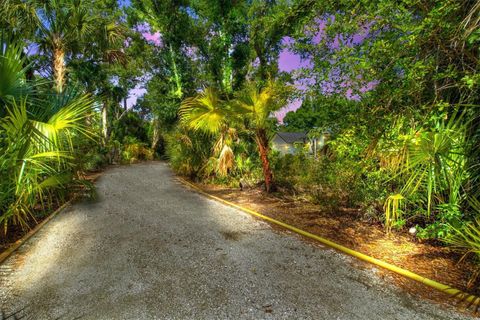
[0,162,470,319]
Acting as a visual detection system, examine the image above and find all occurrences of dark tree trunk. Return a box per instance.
[255,128,274,193]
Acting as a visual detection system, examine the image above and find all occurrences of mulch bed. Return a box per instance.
[195,181,480,314]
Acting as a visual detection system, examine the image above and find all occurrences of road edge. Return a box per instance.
[176,176,480,311]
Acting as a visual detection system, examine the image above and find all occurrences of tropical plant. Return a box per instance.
[233,82,287,192]
[179,87,238,177]
[4,0,124,94]
[0,37,94,233]
[165,128,213,178]
[0,34,31,103]
[383,109,469,232]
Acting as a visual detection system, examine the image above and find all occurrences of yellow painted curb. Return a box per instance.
[178,177,480,307]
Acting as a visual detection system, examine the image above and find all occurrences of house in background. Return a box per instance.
[272,132,307,155]
[272,131,330,156]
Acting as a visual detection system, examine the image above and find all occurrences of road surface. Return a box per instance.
[0,162,470,319]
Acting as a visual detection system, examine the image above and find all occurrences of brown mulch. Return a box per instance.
[195,181,480,314]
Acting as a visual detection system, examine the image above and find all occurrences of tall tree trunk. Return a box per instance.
[101,101,109,144]
[255,128,274,192]
[169,44,183,98]
[151,117,161,151]
[53,46,66,93]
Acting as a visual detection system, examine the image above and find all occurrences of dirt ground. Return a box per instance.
[197,181,480,314]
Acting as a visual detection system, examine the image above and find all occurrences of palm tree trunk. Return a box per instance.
[53,47,66,92]
[255,128,274,192]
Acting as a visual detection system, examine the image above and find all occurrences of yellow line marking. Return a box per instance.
[178,177,479,306]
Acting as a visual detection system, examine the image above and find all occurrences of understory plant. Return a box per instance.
[178,83,288,192]
[382,109,471,234]
[0,37,94,232]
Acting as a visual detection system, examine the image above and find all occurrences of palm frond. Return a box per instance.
[179,87,227,135]
[0,35,30,102]
[217,145,235,177]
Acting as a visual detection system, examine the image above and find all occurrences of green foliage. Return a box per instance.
[445,219,480,263]
[121,141,154,164]
[165,128,213,178]
[0,38,94,232]
[111,111,150,144]
[380,109,471,235]
[179,87,229,135]
[272,146,385,213]
[417,203,464,240]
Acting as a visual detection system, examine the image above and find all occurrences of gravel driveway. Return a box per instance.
[0,162,471,319]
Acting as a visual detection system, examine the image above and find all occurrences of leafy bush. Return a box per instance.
[417,203,464,239]
[272,149,385,213]
[0,38,95,233]
[121,141,154,164]
[165,128,213,178]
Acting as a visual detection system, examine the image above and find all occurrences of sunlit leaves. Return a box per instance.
[0,39,94,232]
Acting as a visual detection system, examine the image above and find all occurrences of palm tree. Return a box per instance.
[234,83,285,192]
[179,88,229,135]
[179,83,286,192]
[28,0,125,93]
[0,37,94,232]
[179,88,237,177]
[34,0,96,92]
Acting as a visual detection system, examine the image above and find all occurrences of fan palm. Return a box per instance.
[14,0,126,93]
[384,110,469,231]
[179,88,229,135]
[0,34,30,105]
[179,83,286,191]
[34,0,96,92]
[234,82,286,192]
[0,37,94,233]
[179,87,237,176]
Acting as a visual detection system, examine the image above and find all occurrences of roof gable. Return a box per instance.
[275,132,307,144]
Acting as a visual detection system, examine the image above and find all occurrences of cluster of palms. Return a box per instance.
[0,0,127,233]
[0,38,93,232]
[2,0,126,138]
[178,83,286,192]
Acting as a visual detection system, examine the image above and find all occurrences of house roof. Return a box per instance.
[275,132,307,144]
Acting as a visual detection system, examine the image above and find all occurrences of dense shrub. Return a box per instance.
[121,141,154,164]
[165,129,213,178]
[272,150,385,214]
